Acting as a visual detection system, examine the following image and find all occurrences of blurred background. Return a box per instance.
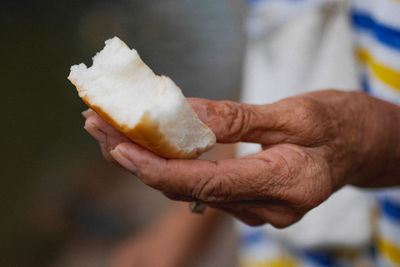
[0,0,246,266]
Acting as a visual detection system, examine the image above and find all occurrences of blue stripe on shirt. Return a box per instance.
[380,197,400,222]
[351,10,400,51]
[301,251,336,267]
[239,229,268,246]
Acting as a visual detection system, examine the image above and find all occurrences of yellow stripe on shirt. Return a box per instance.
[240,256,299,267]
[377,237,400,265]
[357,48,400,92]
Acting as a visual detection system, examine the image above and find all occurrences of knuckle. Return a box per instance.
[286,98,332,145]
[85,113,102,127]
[263,146,331,211]
[84,116,96,128]
[192,164,231,203]
[216,101,252,141]
[194,176,228,202]
[294,98,321,127]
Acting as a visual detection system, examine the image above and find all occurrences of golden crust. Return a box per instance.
[72,82,206,159]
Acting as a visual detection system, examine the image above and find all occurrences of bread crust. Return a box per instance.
[69,37,215,159]
[80,95,207,159]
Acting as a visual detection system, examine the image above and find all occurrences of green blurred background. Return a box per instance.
[1,0,244,266]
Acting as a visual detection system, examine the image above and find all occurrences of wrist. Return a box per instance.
[351,92,400,187]
[369,95,400,187]
[304,90,400,188]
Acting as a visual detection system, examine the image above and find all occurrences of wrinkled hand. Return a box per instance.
[83,90,400,227]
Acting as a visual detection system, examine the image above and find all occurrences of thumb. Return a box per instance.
[187,98,281,144]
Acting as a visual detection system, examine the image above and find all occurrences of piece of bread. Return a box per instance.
[68,37,216,159]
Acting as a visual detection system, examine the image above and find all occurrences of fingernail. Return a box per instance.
[83,123,94,130]
[110,148,138,175]
[81,109,92,118]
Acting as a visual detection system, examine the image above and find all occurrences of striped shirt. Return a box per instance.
[352,0,400,105]
[239,0,400,266]
[351,1,400,266]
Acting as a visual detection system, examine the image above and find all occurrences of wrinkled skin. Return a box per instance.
[83,90,400,227]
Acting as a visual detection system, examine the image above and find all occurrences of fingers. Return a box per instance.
[100,144,118,163]
[84,111,131,145]
[110,142,286,203]
[187,97,332,147]
[188,98,278,144]
[83,109,132,163]
[81,109,94,118]
[84,123,121,164]
[109,142,331,228]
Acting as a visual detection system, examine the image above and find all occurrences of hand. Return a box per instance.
[83,109,131,163]
[83,90,400,227]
